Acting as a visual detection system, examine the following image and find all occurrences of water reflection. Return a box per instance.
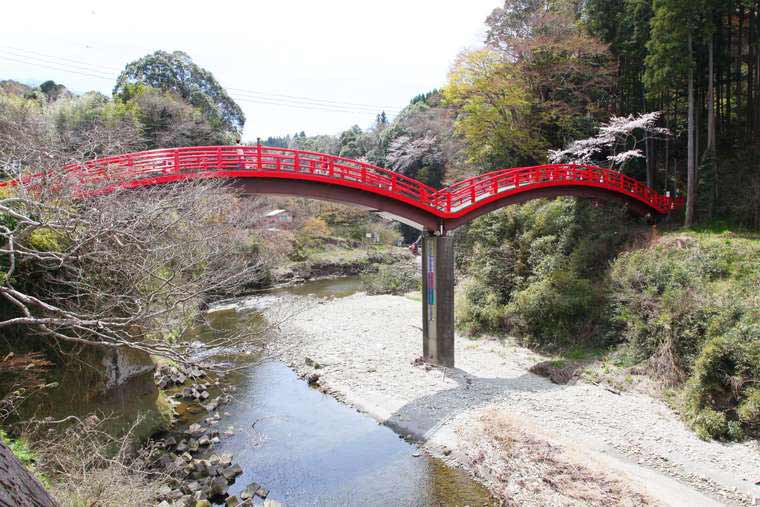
[213,361,492,506]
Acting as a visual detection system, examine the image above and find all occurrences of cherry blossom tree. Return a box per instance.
[549,112,671,171]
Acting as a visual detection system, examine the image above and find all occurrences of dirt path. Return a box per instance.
[267,293,760,506]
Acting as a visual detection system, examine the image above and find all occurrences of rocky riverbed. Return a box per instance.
[267,292,760,507]
[150,363,280,507]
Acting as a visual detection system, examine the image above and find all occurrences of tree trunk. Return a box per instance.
[736,5,744,127]
[0,441,56,507]
[686,31,697,227]
[707,34,717,153]
[646,136,655,188]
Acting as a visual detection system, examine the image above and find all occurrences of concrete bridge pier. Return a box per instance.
[421,231,455,367]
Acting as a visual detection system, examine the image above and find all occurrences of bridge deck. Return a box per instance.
[1,145,682,228]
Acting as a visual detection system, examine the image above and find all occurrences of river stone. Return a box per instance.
[225,496,240,507]
[208,454,220,465]
[220,453,233,466]
[200,390,210,400]
[166,489,184,500]
[183,481,202,494]
[222,464,243,480]
[181,452,193,462]
[164,436,177,447]
[255,486,269,499]
[240,484,257,500]
[209,476,228,497]
[157,453,173,468]
[194,501,210,507]
[188,439,200,452]
[188,423,204,435]
[198,435,210,446]
[262,500,282,507]
[176,440,188,453]
[211,436,221,445]
[193,460,208,474]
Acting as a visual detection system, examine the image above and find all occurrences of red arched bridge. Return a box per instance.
[2,145,682,367]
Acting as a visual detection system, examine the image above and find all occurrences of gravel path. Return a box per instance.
[266,293,760,506]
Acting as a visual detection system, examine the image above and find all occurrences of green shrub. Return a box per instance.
[361,264,420,295]
[507,269,597,349]
[456,277,507,336]
[25,227,67,252]
[684,322,760,439]
[689,406,729,440]
[737,388,760,432]
[612,233,759,440]
[455,198,638,346]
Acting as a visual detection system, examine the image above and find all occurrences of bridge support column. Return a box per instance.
[421,231,455,368]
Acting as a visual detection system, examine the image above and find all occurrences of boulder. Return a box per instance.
[100,347,155,390]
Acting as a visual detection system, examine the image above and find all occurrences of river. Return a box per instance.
[25,277,493,506]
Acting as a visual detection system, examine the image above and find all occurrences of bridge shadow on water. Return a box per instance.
[382,364,563,441]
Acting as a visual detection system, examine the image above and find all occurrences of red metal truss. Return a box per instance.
[0,145,683,227]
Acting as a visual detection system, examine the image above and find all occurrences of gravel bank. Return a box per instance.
[266,293,760,506]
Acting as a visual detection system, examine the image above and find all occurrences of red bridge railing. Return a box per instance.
[0,146,681,216]
[432,164,682,216]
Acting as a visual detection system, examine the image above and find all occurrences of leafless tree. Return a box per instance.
[0,94,267,365]
[1,180,267,361]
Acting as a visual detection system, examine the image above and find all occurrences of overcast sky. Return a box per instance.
[1,0,497,141]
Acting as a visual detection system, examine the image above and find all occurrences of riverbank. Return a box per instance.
[272,244,413,286]
[267,292,760,506]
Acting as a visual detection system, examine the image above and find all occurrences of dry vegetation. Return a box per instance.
[457,408,653,506]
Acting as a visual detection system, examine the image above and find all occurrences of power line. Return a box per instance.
[228,88,400,114]
[227,87,401,112]
[0,56,115,82]
[1,54,391,116]
[1,47,404,114]
[3,46,120,74]
[229,94,384,116]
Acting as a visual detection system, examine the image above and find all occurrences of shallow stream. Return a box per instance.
[27,277,493,506]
